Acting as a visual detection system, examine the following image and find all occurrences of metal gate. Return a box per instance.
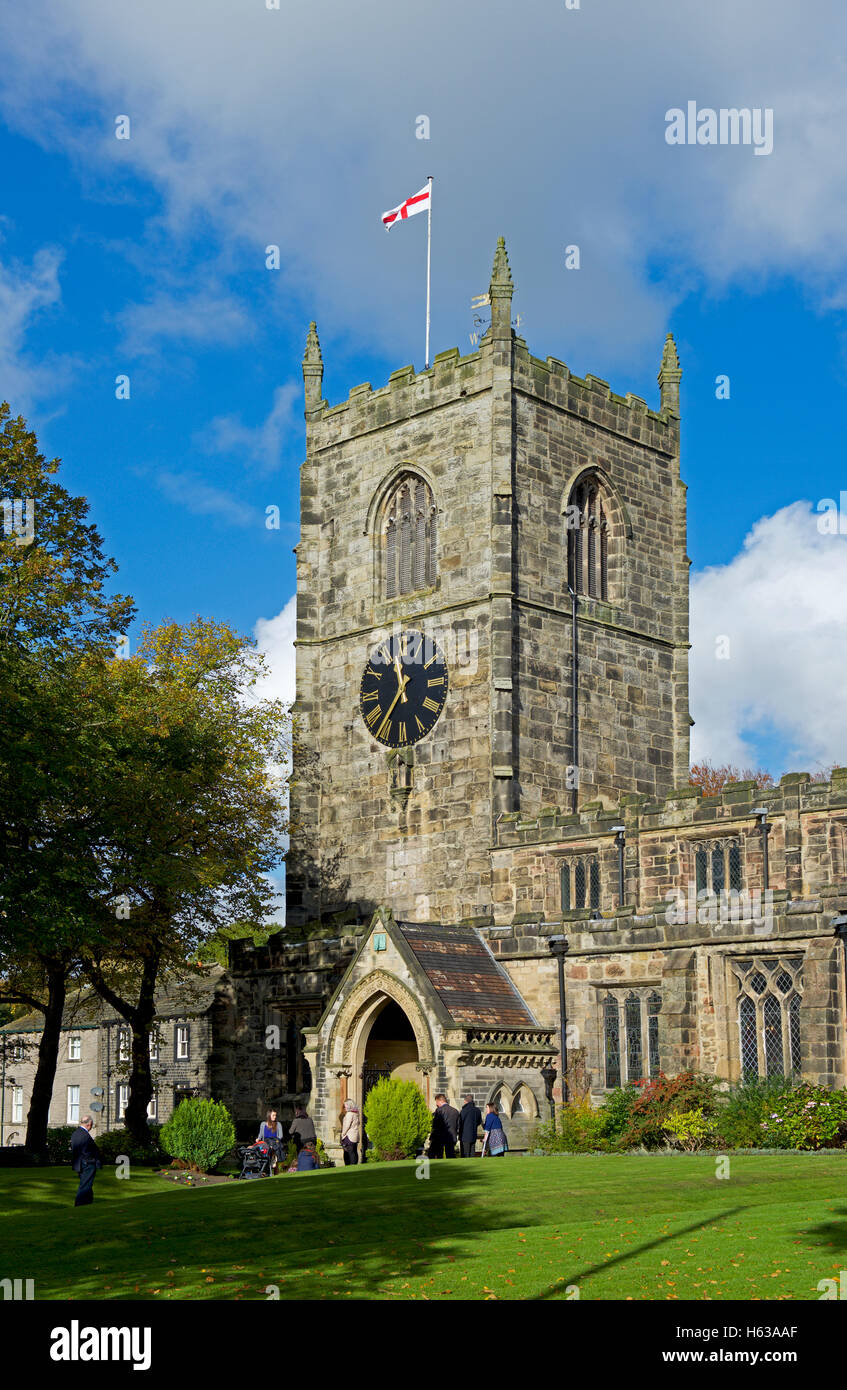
[359,1062,392,1162]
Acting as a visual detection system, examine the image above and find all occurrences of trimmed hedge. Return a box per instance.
[160,1098,236,1172]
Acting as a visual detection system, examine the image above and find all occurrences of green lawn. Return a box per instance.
[3,1154,847,1300]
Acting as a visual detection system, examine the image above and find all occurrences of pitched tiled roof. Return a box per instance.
[398,924,537,1027]
[0,967,226,1034]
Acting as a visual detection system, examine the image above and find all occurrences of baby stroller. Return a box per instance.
[237,1140,275,1179]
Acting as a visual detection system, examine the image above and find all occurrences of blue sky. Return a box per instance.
[2,0,847,778]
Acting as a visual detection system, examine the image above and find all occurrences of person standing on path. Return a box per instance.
[71,1116,102,1206]
[289,1105,317,1153]
[432,1094,460,1158]
[341,1099,360,1165]
[458,1094,483,1157]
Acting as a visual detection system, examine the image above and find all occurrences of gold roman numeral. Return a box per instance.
[365,706,381,727]
[424,655,437,669]
[376,713,392,740]
[427,677,445,687]
[361,690,379,702]
[398,722,406,744]
[422,696,439,713]
[415,716,425,733]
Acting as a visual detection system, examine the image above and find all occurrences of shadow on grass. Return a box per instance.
[801,1206,847,1258]
[3,1161,543,1300]
[532,1206,750,1301]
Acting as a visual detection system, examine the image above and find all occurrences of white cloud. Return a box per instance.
[0,245,72,408]
[253,595,296,707]
[154,470,259,527]
[690,502,847,772]
[116,287,251,358]
[2,1,847,375]
[203,383,300,475]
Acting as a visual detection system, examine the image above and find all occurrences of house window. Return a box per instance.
[732,956,803,1080]
[561,855,600,912]
[68,1036,82,1062]
[67,1085,80,1125]
[11,1086,23,1124]
[566,475,610,600]
[117,1084,129,1119]
[117,1028,131,1062]
[10,1042,24,1061]
[603,991,662,1088]
[694,839,743,894]
[382,473,437,599]
[176,1025,189,1060]
[147,1095,158,1121]
[149,1032,159,1061]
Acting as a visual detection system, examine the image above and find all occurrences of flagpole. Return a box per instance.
[425,175,433,369]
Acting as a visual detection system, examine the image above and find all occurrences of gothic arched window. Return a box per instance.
[566,475,610,600]
[382,473,437,599]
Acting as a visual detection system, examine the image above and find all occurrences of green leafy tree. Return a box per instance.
[363,1078,431,1159]
[0,404,134,1154]
[77,619,289,1143]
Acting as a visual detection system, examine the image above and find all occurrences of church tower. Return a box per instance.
[286,241,690,929]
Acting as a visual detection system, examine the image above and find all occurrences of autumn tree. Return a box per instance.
[0,403,134,1154]
[76,619,288,1143]
[689,762,774,796]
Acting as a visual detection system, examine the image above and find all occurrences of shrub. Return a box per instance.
[598,1086,639,1143]
[663,1107,715,1152]
[46,1126,77,1164]
[713,1074,799,1149]
[362,1078,431,1160]
[95,1126,166,1167]
[758,1084,847,1150]
[160,1098,236,1172]
[618,1072,719,1150]
[534,1100,609,1153]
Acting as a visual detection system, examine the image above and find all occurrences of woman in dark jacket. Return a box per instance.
[289,1105,317,1152]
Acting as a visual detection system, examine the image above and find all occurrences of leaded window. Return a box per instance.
[603,990,662,1088]
[566,476,610,600]
[383,474,437,599]
[732,957,803,1081]
[560,855,600,913]
[692,839,743,894]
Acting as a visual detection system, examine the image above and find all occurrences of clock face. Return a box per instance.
[359,628,449,748]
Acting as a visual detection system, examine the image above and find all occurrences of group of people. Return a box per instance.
[429,1094,508,1159]
[68,1087,508,1206]
[256,1106,320,1172]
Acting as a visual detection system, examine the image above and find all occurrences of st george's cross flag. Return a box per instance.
[381,183,431,229]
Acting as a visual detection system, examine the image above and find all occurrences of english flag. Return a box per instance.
[381,183,431,230]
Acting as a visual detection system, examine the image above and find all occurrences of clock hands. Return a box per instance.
[382,664,410,724]
[393,653,408,703]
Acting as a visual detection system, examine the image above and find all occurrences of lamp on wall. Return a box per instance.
[752,807,770,890]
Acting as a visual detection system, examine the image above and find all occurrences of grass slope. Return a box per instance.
[3,1154,847,1301]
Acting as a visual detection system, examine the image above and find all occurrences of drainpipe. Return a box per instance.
[1,1037,6,1143]
[611,825,626,907]
[832,917,847,1074]
[567,582,579,814]
[752,807,769,890]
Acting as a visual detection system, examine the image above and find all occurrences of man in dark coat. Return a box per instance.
[458,1094,483,1157]
[431,1094,459,1159]
[70,1115,102,1207]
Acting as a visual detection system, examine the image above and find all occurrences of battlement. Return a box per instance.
[496,769,847,848]
[302,239,681,456]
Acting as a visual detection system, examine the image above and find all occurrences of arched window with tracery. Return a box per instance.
[382,473,437,599]
[566,475,610,600]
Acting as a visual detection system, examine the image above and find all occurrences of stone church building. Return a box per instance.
[217,239,847,1160]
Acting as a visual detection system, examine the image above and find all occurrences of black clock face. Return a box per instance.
[359,628,448,748]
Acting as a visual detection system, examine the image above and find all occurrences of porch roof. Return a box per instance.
[397,923,537,1028]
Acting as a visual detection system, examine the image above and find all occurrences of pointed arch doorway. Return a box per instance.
[359,997,422,1162]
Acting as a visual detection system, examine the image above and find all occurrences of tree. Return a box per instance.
[363,1078,431,1159]
[76,618,288,1143]
[689,762,774,796]
[0,404,134,1154]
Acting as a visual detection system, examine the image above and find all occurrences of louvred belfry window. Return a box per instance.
[567,475,609,600]
[383,473,437,599]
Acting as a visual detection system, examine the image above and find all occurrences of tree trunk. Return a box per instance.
[24,960,67,1157]
[85,947,161,1146]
